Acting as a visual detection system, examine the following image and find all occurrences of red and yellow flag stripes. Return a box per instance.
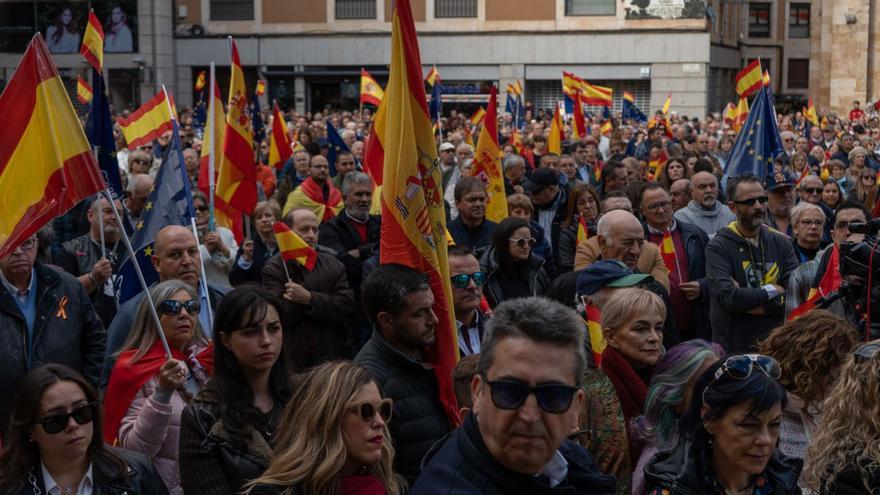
[0,34,104,258]
[274,221,317,271]
[469,86,507,222]
[380,0,459,425]
[269,102,293,171]
[118,90,175,150]
[80,12,104,72]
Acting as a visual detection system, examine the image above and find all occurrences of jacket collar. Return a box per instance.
[368,331,431,371]
[0,262,60,316]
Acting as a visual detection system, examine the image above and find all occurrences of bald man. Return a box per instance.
[99,225,230,389]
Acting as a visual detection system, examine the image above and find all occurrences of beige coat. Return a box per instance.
[573,237,670,291]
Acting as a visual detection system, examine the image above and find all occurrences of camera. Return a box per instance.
[835,219,880,338]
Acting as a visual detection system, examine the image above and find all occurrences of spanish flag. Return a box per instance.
[570,94,587,139]
[425,65,440,86]
[470,86,506,223]
[0,34,105,259]
[274,221,317,271]
[576,216,589,246]
[255,79,266,96]
[788,245,841,320]
[469,106,486,126]
[562,71,582,100]
[80,12,104,72]
[649,149,669,180]
[585,304,606,368]
[623,91,636,103]
[118,91,175,150]
[582,81,613,107]
[762,70,771,87]
[804,97,819,127]
[217,37,258,215]
[381,0,459,425]
[76,76,93,104]
[659,229,678,274]
[723,102,736,127]
[734,96,750,133]
[360,68,384,107]
[269,102,292,171]
[363,91,387,186]
[736,59,764,98]
[548,104,564,155]
[661,92,672,115]
[194,71,206,91]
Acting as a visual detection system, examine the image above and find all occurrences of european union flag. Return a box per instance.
[251,94,265,145]
[515,93,525,130]
[85,67,123,199]
[193,91,207,135]
[326,120,354,177]
[563,94,575,115]
[115,120,195,305]
[506,92,517,115]
[724,85,783,179]
[622,98,647,123]
[429,82,442,126]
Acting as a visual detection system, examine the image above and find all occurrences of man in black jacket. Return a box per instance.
[411,297,616,494]
[354,264,451,485]
[447,177,497,251]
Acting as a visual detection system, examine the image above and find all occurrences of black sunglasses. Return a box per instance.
[450,271,486,289]
[733,196,769,206]
[158,299,201,316]
[34,401,98,434]
[486,379,578,414]
[349,398,393,423]
[802,187,823,194]
[855,343,880,362]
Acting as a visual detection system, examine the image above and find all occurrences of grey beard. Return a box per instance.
[347,207,369,222]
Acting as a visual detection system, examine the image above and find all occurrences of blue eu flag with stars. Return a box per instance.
[85,67,124,199]
[724,85,783,179]
[115,120,196,305]
[622,99,647,123]
[326,120,354,178]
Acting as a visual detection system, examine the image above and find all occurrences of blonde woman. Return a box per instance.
[245,361,404,495]
[806,341,880,493]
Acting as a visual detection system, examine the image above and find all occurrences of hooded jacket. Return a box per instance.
[705,222,798,353]
[673,200,737,238]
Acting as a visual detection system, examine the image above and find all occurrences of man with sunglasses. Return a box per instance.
[706,174,799,353]
[0,234,106,439]
[448,245,489,356]
[412,297,616,494]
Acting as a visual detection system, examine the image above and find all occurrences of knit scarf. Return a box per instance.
[601,346,650,423]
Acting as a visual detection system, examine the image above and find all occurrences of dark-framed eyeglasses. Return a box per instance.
[486,378,579,414]
[34,401,99,434]
[854,342,880,362]
[157,299,201,317]
[450,271,486,289]
[349,398,393,423]
[14,238,37,252]
[509,237,536,248]
[732,196,769,207]
[801,187,823,194]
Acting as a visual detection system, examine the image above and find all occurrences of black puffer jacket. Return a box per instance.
[644,438,802,495]
[479,246,550,309]
[9,447,168,495]
[354,331,451,485]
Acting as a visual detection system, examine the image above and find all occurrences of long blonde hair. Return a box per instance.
[805,341,880,491]
[244,361,405,495]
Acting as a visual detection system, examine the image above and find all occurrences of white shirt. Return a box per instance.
[536,450,569,487]
[41,462,94,495]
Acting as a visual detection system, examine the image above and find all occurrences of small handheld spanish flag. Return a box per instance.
[576,216,589,246]
[76,76,93,104]
[585,304,606,368]
[194,71,206,91]
[660,230,679,277]
[273,221,317,271]
[255,79,266,96]
[80,12,104,72]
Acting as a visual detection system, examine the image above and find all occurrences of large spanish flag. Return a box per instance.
[381,0,459,425]
[0,34,105,259]
[269,102,292,171]
[274,221,317,271]
[736,59,764,98]
[469,86,506,222]
[363,91,387,186]
[582,81,613,107]
[360,68,384,107]
[217,37,258,215]
[118,91,175,150]
[80,12,104,72]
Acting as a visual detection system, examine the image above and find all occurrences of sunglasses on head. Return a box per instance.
[855,342,880,362]
[158,299,201,316]
[34,401,98,434]
[486,378,578,414]
[509,237,536,248]
[710,354,781,384]
[450,271,486,289]
[733,196,769,207]
[349,398,393,423]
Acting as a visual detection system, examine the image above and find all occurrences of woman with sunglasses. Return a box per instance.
[179,287,290,494]
[847,165,878,210]
[576,287,665,495]
[104,280,213,495]
[557,183,601,274]
[244,361,404,495]
[193,191,239,289]
[0,364,168,494]
[644,354,801,495]
[479,217,550,309]
[805,341,880,493]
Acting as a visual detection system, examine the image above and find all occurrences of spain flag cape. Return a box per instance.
[469,86,507,223]
[284,176,343,222]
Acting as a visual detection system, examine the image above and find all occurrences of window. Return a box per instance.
[748,3,771,38]
[336,0,376,19]
[566,0,616,16]
[789,3,810,38]
[210,0,253,20]
[787,59,809,89]
[435,0,477,18]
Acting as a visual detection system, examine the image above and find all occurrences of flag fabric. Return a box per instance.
[381,0,459,425]
[788,245,842,320]
[576,216,589,246]
[76,76,93,104]
[273,221,317,271]
[548,104,564,154]
[733,96,750,133]
[569,95,587,139]
[425,66,440,86]
[795,166,811,186]
[269,102,292,170]
[192,92,207,133]
[585,304,606,368]
[363,94,387,186]
[250,93,265,145]
[360,68,384,107]
[194,71,206,91]
[661,93,672,115]
[763,70,771,87]
[255,79,266,96]
[736,59,764,98]
[804,97,819,127]
[649,149,669,180]
[623,91,635,103]
[600,106,613,137]
[622,97,647,123]
[724,85,783,179]
[326,120,354,177]
[659,230,677,272]
[723,102,736,127]
[118,91,175,150]
[217,37,258,215]
[582,81,613,107]
[510,127,525,156]
[0,34,105,259]
[80,12,104,72]
[429,78,442,127]
[469,107,486,126]
[116,120,195,305]
[469,86,507,223]
[85,67,124,199]
[284,177,343,221]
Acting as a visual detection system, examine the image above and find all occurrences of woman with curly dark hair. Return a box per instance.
[179,287,291,495]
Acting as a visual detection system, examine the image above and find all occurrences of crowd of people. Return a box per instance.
[2,95,880,494]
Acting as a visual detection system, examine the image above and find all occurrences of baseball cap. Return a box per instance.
[439,142,455,152]
[576,260,654,296]
[766,170,795,192]
[523,168,559,194]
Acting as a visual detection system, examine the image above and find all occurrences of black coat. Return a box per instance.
[318,211,381,293]
[9,447,168,495]
[447,217,497,251]
[229,234,278,287]
[479,246,551,309]
[354,331,451,485]
[818,463,880,494]
[411,413,617,495]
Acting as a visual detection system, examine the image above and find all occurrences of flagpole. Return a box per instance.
[101,188,172,358]
[208,62,216,231]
